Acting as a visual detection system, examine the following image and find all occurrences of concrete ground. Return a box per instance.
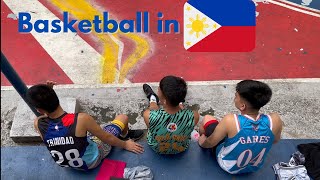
[2,139,318,180]
[1,79,319,147]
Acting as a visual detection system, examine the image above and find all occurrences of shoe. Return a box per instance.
[119,130,144,141]
[143,84,159,104]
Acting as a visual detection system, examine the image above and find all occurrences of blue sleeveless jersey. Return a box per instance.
[216,114,275,174]
[38,113,99,171]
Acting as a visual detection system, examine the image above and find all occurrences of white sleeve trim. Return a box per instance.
[267,115,273,131]
[234,114,240,132]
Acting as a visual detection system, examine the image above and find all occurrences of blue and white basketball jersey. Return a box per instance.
[38,113,99,171]
[216,114,275,174]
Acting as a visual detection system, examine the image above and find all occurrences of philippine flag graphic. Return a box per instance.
[184,0,256,52]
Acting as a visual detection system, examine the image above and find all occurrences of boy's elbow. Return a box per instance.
[273,139,280,144]
[143,109,149,118]
[204,137,219,148]
[273,134,281,144]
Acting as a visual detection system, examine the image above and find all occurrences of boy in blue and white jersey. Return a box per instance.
[199,80,283,174]
[26,81,144,171]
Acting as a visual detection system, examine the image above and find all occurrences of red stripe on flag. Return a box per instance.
[188,26,256,52]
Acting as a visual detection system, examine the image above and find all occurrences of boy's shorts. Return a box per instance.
[102,119,125,137]
[203,119,219,137]
[88,119,125,169]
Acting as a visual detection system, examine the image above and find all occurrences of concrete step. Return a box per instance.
[9,98,79,142]
[2,79,320,145]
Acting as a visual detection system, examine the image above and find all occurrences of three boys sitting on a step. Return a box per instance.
[27,77,282,174]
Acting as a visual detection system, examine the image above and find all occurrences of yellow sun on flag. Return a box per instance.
[186,14,210,38]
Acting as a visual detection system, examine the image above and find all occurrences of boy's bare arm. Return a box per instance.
[79,113,144,154]
[33,115,47,140]
[199,114,231,148]
[143,109,150,128]
[270,113,282,144]
[193,111,200,126]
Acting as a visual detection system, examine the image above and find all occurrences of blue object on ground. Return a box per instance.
[1,139,319,180]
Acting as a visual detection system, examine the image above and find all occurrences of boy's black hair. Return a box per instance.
[26,84,60,113]
[236,80,272,110]
[159,76,187,107]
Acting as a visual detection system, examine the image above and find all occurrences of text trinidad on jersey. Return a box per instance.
[18,11,150,33]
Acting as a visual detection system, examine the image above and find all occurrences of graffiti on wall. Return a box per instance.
[50,0,151,83]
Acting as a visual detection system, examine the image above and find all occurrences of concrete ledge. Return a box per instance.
[9,98,79,142]
[2,80,320,146]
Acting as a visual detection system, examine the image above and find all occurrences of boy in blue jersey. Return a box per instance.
[27,81,144,171]
[198,80,282,174]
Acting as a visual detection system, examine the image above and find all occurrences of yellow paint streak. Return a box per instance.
[119,33,149,83]
[50,0,150,83]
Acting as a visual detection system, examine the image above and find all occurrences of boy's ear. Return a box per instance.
[240,103,246,111]
[36,108,46,115]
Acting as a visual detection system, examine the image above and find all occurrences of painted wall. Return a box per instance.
[1,0,320,85]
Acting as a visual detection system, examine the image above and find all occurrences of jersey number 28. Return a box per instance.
[50,149,83,168]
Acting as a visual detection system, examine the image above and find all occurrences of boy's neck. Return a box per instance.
[48,106,65,119]
[164,105,181,114]
[240,109,260,119]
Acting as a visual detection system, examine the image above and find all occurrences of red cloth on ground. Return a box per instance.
[96,159,126,180]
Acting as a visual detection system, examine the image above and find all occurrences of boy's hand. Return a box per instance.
[198,134,207,147]
[124,139,144,154]
[46,80,57,89]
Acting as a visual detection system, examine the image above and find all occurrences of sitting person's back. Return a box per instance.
[198,80,282,174]
[143,76,199,154]
[148,108,195,154]
[37,112,98,169]
[26,81,144,171]
[216,113,275,173]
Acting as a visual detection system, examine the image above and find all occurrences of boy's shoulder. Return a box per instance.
[267,113,282,128]
[220,114,238,129]
[181,108,194,113]
[267,112,281,118]
[261,113,282,126]
[36,115,50,125]
[221,113,236,122]
[223,113,236,118]
[149,108,163,112]
[77,112,91,119]
[76,112,95,126]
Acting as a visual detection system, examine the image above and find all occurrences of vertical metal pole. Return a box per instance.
[1,51,40,116]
